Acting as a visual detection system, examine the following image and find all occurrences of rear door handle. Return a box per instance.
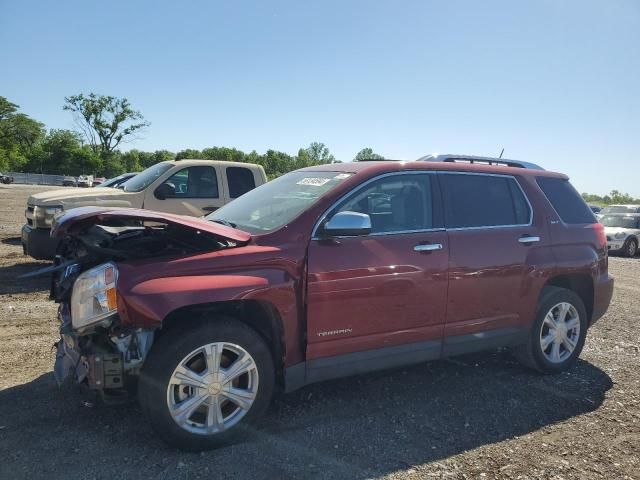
[518,235,540,244]
[414,243,443,252]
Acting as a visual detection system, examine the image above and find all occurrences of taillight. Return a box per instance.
[593,223,607,249]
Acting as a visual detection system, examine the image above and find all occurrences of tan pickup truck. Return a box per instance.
[22,159,267,259]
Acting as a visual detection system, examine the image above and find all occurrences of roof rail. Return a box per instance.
[417,154,545,171]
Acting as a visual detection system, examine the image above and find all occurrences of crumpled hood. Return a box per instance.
[28,187,137,208]
[51,206,251,243]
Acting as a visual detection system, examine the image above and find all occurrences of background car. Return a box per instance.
[601,213,640,257]
[62,176,77,187]
[0,172,14,184]
[589,205,601,214]
[597,204,640,220]
[77,175,94,187]
[92,177,107,186]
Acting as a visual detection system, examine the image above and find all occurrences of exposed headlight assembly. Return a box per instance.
[71,262,118,333]
[34,205,63,228]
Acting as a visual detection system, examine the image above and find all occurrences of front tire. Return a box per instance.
[514,287,588,374]
[139,318,275,451]
[622,238,638,257]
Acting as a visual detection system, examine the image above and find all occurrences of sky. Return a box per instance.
[1,0,639,196]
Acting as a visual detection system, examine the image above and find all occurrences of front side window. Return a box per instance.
[440,173,531,228]
[160,166,219,198]
[227,167,256,198]
[330,174,435,234]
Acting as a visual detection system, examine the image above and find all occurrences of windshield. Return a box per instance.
[207,171,353,233]
[601,205,638,214]
[122,163,173,192]
[601,215,640,229]
[97,174,132,188]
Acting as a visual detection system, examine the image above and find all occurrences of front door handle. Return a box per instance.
[519,235,540,244]
[202,206,218,213]
[414,243,443,252]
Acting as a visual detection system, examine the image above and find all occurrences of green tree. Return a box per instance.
[354,147,384,161]
[175,148,202,160]
[0,96,45,171]
[63,93,150,155]
[304,142,336,164]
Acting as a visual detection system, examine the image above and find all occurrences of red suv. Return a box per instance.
[48,154,613,450]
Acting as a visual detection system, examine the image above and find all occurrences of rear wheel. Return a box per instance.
[622,238,638,257]
[514,287,588,373]
[139,318,275,451]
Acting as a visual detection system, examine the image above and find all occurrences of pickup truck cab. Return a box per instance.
[21,160,267,259]
[46,155,613,451]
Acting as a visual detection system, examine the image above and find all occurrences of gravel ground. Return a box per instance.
[0,184,638,480]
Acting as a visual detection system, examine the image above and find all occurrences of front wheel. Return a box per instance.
[513,287,588,374]
[138,318,275,451]
[622,238,638,257]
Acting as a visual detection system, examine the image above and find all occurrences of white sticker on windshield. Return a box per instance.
[297,177,331,186]
[334,173,350,179]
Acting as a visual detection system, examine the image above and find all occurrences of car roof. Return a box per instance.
[604,204,640,208]
[170,159,263,168]
[300,160,567,178]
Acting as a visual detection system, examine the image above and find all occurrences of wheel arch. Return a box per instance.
[543,274,594,322]
[158,300,287,388]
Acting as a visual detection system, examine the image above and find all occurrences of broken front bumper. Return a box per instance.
[53,303,153,392]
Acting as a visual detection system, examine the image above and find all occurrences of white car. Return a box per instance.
[602,214,640,257]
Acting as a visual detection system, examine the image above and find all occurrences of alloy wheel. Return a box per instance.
[167,342,259,435]
[539,302,581,364]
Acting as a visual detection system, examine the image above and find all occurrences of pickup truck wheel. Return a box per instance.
[139,318,275,451]
[623,238,638,257]
[513,287,588,374]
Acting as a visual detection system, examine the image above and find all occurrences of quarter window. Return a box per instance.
[332,174,435,234]
[537,177,596,224]
[159,166,219,198]
[440,174,531,228]
[227,167,256,198]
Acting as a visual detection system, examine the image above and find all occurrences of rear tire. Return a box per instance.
[139,317,275,451]
[513,287,588,374]
[622,238,638,257]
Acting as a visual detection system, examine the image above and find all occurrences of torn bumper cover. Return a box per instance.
[53,302,155,390]
[53,304,88,385]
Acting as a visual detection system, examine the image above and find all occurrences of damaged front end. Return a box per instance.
[47,207,251,401]
[52,261,156,401]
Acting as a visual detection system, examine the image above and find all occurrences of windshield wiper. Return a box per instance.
[212,219,237,228]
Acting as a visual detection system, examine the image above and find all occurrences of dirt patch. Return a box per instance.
[0,185,638,479]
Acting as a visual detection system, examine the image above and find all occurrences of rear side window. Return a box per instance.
[440,173,531,228]
[227,167,256,198]
[537,177,596,224]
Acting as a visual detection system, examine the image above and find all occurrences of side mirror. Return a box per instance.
[323,211,372,237]
[154,183,175,200]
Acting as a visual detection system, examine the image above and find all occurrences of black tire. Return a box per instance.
[622,237,638,258]
[513,286,588,374]
[138,317,275,451]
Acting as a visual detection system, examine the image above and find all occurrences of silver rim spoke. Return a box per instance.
[539,302,581,364]
[206,396,224,432]
[224,354,256,383]
[541,333,555,350]
[223,387,256,411]
[173,393,208,423]
[167,342,259,435]
[172,365,208,389]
